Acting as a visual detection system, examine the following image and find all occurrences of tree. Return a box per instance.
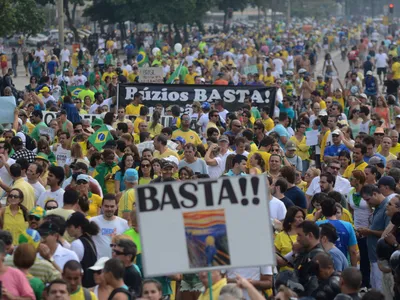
[216,0,249,31]
[0,0,45,38]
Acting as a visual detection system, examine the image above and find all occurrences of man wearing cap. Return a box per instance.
[28,206,45,230]
[205,135,234,179]
[363,70,378,97]
[30,110,48,142]
[118,168,138,222]
[58,68,71,86]
[39,86,56,105]
[151,159,176,183]
[324,129,350,163]
[172,113,202,147]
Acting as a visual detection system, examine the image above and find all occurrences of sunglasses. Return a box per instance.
[112,249,127,256]
[76,180,87,185]
[45,206,57,210]
[29,215,40,221]
[141,164,151,168]
[8,194,20,199]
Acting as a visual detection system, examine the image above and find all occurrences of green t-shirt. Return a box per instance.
[28,275,45,300]
[78,89,95,102]
[31,121,48,141]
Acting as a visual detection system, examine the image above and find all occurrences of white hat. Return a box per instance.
[332,129,341,136]
[318,110,328,116]
[359,93,368,99]
[164,155,179,166]
[89,257,110,271]
[366,70,373,75]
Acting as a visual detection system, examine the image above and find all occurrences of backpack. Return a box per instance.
[83,287,91,300]
[23,133,36,151]
[108,287,135,300]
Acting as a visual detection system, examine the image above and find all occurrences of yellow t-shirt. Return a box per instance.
[172,129,202,146]
[392,61,400,80]
[125,103,143,116]
[101,71,116,82]
[198,278,227,300]
[128,73,138,83]
[342,161,368,179]
[247,150,271,171]
[92,165,120,195]
[184,72,198,84]
[380,151,398,162]
[320,130,331,162]
[133,116,146,134]
[332,96,345,109]
[3,207,27,245]
[71,286,97,300]
[118,188,135,218]
[154,148,180,160]
[263,75,275,86]
[262,117,275,132]
[249,142,258,152]
[319,100,327,110]
[274,231,296,271]
[88,193,102,217]
[12,178,35,211]
[297,180,308,193]
[149,123,163,136]
[377,143,400,156]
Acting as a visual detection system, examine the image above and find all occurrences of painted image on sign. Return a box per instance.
[183,209,230,269]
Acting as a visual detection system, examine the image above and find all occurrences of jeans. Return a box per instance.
[12,63,17,77]
[358,237,370,288]
[302,160,310,176]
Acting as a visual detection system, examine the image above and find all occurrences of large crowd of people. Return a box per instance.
[0,19,399,300]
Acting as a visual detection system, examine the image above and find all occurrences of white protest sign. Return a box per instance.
[0,96,16,123]
[139,67,163,83]
[136,175,275,276]
[39,127,55,141]
[243,65,258,75]
[306,130,319,146]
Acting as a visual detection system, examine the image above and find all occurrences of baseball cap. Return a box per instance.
[368,156,385,167]
[332,129,341,136]
[91,118,104,128]
[378,176,396,188]
[76,174,90,183]
[201,102,211,110]
[218,135,230,143]
[89,257,110,271]
[318,110,328,117]
[359,93,368,99]
[39,86,50,93]
[29,206,45,219]
[124,168,138,183]
[66,212,89,228]
[35,152,49,162]
[285,140,296,151]
[172,136,186,145]
[64,68,69,72]
[10,136,23,146]
[366,71,373,75]
[164,155,179,166]
[298,68,307,74]
[161,160,175,169]
[374,127,385,134]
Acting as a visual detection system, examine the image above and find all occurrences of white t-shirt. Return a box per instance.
[38,244,78,271]
[35,50,46,62]
[43,95,56,104]
[73,75,88,86]
[360,120,371,134]
[70,239,85,261]
[218,109,229,122]
[89,98,113,114]
[226,266,273,300]
[0,157,15,186]
[306,176,351,197]
[25,179,46,202]
[272,58,284,75]
[269,196,287,221]
[37,188,65,208]
[375,53,388,68]
[207,150,234,179]
[91,215,129,258]
[60,49,70,63]
[197,114,209,140]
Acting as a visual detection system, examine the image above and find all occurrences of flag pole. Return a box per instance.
[207,271,213,300]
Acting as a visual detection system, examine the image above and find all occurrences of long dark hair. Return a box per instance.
[151,111,161,130]
[8,188,28,222]
[118,153,134,176]
[138,158,154,179]
[282,206,305,232]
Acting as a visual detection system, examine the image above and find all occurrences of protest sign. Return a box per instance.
[0,96,16,123]
[39,127,55,141]
[139,67,164,83]
[243,65,258,75]
[136,175,275,276]
[118,83,276,117]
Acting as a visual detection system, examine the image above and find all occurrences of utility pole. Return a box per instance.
[287,0,291,28]
[58,0,64,48]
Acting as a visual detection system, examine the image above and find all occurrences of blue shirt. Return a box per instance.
[47,61,58,75]
[225,170,246,177]
[278,103,295,120]
[324,144,350,158]
[329,247,349,272]
[273,124,291,150]
[284,186,307,209]
[316,219,357,257]
[367,198,390,262]
[115,170,126,192]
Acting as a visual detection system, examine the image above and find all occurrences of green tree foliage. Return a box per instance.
[0,0,45,38]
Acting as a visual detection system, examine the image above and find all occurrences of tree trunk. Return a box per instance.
[64,0,79,42]
[183,24,189,43]
[119,21,126,48]
[72,2,77,24]
[223,9,228,32]
[195,20,204,34]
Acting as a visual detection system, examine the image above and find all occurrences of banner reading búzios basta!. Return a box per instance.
[118,83,277,116]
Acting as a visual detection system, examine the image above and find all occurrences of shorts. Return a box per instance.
[377,68,387,75]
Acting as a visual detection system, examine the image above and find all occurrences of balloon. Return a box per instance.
[174,43,182,53]
[152,47,160,56]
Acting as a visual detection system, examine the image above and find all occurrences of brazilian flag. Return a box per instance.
[88,125,113,151]
[137,47,148,66]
